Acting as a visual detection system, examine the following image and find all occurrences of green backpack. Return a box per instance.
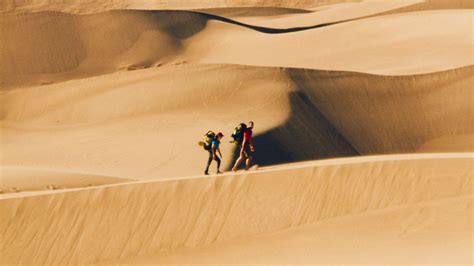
[202,131,216,150]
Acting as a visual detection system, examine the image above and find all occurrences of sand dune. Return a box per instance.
[0,64,355,178]
[0,10,208,88]
[183,9,473,74]
[1,0,472,263]
[2,64,471,179]
[122,195,473,264]
[213,0,422,28]
[2,6,472,88]
[1,154,472,263]
[0,166,131,196]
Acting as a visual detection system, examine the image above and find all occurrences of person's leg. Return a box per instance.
[232,156,244,171]
[245,156,252,170]
[205,152,212,174]
[215,156,222,173]
[243,146,252,170]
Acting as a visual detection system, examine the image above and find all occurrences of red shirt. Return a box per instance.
[243,129,252,146]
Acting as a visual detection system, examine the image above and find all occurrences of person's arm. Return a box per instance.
[218,147,222,158]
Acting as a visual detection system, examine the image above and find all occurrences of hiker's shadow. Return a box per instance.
[226,91,358,170]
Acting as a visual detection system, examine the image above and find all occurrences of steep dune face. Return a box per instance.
[288,66,474,154]
[1,154,472,264]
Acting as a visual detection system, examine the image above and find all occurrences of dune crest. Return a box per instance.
[1,154,472,263]
[2,64,472,179]
[2,6,472,88]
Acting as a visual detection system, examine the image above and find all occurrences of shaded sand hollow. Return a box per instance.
[0,0,473,264]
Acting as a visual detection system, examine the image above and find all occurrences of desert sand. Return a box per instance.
[0,0,473,264]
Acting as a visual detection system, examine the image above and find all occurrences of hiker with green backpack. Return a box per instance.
[231,121,255,171]
[200,131,224,175]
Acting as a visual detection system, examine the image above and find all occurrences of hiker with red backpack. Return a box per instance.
[231,121,255,171]
[201,131,224,175]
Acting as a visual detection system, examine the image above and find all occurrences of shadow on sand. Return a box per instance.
[226,91,359,170]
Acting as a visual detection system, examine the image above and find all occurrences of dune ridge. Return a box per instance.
[2,64,472,181]
[1,154,472,264]
[0,7,400,89]
[0,166,133,196]
[2,6,472,88]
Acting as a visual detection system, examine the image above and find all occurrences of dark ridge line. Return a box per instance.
[3,8,400,34]
[193,10,369,33]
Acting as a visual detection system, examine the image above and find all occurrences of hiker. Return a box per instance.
[205,132,223,175]
[231,121,255,171]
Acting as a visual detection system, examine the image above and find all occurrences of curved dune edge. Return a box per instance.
[0,166,133,196]
[2,8,472,88]
[205,0,423,28]
[1,154,472,264]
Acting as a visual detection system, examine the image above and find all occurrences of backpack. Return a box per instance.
[203,131,216,150]
[230,123,247,145]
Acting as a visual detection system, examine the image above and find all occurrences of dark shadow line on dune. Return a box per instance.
[194,11,369,34]
[127,9,378,35]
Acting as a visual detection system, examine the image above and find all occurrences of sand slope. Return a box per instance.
[2,64,472,181]
[123,195,472,264]
[183,9,473,74]
[0,10,208,88]
[2,6,473,88]
[1,154,472,264]
[0,166,131,195]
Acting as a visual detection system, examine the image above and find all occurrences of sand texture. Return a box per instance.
[1,0,473,264]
